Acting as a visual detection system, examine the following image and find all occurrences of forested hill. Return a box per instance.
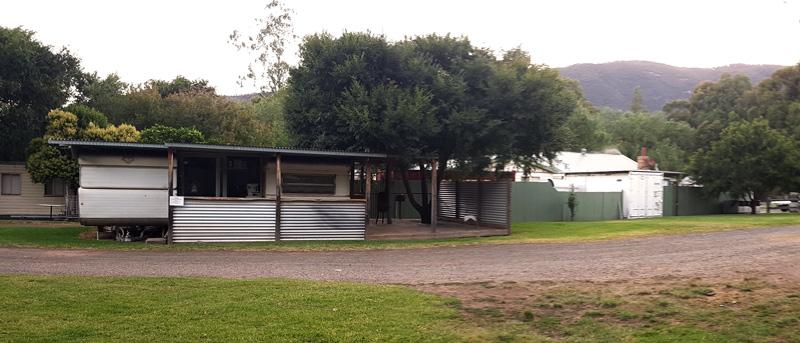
[558,61,783,111]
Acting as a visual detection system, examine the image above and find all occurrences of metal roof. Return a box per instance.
[49,140,386,159]
[552,151,639,173]
[166,143,386,158]
[49,140,167,150]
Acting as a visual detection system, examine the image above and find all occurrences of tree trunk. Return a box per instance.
[401,167,431,223]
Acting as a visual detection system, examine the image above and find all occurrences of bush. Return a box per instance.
[140,124,205,144]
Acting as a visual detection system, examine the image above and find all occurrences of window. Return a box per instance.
[181,157,217,196]
[1,174,21,195]
[283,174,336,194]
[44,178,65,197]
[226,157,261,197]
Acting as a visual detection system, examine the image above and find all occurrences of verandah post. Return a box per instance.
[275,154,282,241]
[431,159,438,231]
[166,147,175,244]
[386,159,393,224]
[364,159,372,226]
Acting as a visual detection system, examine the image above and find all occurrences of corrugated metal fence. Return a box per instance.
[171,198,365,242]
[172,199,276,243]
[438,180,511,229]
[280,201,366,240]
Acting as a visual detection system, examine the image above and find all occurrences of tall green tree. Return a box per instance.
[661,74,752,148]
[599,108,696,171]
[738,63,800,142]
[0,27,84,161]
[630,86,644,113]
[285,33,576,222]
[690,120,800,214]
[252,89,292,147]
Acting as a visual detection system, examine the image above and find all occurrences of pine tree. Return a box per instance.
[630,86,644,113]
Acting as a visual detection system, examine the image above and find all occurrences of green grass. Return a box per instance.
[1,276,798,342]
[0,275,504,342]
[0,213,798,251]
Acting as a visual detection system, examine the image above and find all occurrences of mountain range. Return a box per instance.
[225,61,785,112]
[558,61,784,111]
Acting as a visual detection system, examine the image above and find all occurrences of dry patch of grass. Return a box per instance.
[416,275,800,342]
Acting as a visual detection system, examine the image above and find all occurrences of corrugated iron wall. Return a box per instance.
[280,201,366,240]
[439,180,511,229]
[172,199,276,242]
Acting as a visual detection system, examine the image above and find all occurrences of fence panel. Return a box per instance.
[662,186,728,216]
[512,182,622,222]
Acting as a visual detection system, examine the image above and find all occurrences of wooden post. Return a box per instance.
[275,154,282,241]
[431,159,438,231]
[477,178,483,227]
[386,159,393,224]
[349,162,355,198]
[505,180,512,235]
[364,160,372,226]
[166,148,175,244]
[455,181,461,220]
[260,156,267,198]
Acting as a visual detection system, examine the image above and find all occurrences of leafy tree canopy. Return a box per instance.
[0,26,83,161]
[690,120,800,213]
[65,104,109,128]
[285,32,577,221]
[738,63,800,142]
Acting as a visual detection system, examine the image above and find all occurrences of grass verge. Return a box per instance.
[0,214,798,251]
[1,275,797,342]
[0,275,514,342]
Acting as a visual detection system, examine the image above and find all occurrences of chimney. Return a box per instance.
[637,147,649,170]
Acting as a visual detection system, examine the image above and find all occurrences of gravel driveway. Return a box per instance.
[2,226,799,284]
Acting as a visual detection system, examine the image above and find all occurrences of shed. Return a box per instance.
[509,151,665,218]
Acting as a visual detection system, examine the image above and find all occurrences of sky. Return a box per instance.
[2,0,799,95]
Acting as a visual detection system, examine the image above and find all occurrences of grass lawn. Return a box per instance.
[1,275,798,342]
[0,213,798,251]
[0,275,488,342]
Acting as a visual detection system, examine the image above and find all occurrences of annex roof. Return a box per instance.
[49,140,387,159]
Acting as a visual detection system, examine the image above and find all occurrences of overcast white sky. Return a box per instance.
[2,0,799,95]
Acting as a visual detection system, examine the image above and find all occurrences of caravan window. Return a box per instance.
[283,174,335,194]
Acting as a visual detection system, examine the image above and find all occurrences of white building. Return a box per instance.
[507,150,665,219]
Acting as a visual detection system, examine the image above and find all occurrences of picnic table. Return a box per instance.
[37,204,65,220]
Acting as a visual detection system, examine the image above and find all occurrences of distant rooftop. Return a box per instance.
[551,151,638,174]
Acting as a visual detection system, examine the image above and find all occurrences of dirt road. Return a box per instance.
[1,226,799,283]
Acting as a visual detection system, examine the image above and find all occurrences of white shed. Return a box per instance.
[512,151,665,219]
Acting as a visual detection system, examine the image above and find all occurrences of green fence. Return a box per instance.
[662,186,733,216]
[511,182,622,222]
[373,181,730,223]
